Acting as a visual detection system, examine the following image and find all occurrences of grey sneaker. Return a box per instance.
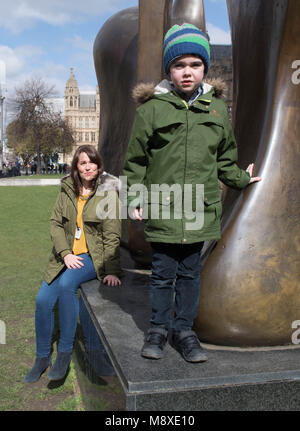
[172,330,208,363]
[141,327,168,359]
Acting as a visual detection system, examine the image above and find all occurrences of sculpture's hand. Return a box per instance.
[246,163,262,184]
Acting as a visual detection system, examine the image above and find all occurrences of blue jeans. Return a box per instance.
[150,242,204,332]
[35,253,96,357]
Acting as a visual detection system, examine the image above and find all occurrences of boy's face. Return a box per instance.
[169,55,205,97]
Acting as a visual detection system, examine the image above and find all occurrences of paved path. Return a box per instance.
[0,178,60,186]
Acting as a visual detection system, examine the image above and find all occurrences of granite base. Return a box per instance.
[79,251,300,411]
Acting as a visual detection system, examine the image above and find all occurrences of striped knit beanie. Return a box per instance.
[163,23,210,74]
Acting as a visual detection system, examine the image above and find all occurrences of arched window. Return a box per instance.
[70,96,73,107]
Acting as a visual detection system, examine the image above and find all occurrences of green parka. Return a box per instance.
[44,174,122,284]
[122,79,250,244]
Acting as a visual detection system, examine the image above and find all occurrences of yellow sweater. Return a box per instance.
[72,193,89,255]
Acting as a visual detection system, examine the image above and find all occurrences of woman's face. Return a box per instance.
[77,151,98,185]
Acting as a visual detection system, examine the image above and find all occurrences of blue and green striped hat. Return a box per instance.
[163,23,210,74]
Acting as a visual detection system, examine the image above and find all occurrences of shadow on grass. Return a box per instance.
[47,370,70,389]
[72,324,125,411]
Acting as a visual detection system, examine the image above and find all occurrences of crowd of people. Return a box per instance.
[0,160,69,177]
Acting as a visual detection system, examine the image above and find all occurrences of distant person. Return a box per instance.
[123,23,261,363]
[24,145,122,383]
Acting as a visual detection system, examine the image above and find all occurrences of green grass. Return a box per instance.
[0,185,125,411]
[0,185,83,411]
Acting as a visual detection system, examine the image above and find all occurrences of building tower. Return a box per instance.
[63,68,100,164]
[64,67,79,111]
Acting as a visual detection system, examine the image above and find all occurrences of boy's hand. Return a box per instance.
[129,207,143,221]
[246,163,262,184]
[103,275,122,286]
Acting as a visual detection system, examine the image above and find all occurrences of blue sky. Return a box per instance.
[0,0,230,98]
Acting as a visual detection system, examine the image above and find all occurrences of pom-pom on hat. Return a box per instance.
[163,23,210,74]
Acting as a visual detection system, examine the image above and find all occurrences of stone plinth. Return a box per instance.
[79,251,300,411]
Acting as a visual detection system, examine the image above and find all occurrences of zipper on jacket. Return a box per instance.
[181,99,189,110]
[182,108,189,243]
[174,94,189,242]
[172,91,192,242]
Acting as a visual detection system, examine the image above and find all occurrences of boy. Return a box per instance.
[122,23,261,362]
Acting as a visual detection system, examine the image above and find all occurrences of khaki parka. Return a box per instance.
[122,79,250,244]
[44,174,122,284]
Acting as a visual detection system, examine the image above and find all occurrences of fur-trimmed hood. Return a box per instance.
[61,172,121,193]
[97,171,121,192]
[132,78,227,105]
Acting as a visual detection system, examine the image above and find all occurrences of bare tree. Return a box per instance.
[6,77,73,173]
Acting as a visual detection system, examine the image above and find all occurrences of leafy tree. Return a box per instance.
[6,77,74,173]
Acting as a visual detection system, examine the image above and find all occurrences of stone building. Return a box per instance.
[64,68,100,164]
[207,45,233,113]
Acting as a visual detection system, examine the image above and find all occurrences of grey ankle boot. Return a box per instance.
[47,351,72,380]
[24,356,52,383]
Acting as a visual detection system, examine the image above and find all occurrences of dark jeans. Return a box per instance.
[150,242,204,332]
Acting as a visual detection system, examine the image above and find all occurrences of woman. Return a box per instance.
[24,145,122,382]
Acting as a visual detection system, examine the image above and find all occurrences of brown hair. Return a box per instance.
[71,145,104,196]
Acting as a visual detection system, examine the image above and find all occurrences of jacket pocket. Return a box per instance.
[146,196,172,220]
[151,118,185,149]
[204,190,222,225]
[83,217,102,238]
[197,114,224,128]
[61,206,71,221]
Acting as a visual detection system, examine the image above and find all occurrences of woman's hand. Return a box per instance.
[103,275,122,286]
[246,163,262,184]
[64,253,84,269]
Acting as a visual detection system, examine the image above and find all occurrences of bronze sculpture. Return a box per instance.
[195,0,300,346]
[94,0,300,346]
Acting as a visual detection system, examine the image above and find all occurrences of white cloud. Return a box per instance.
[66,35,93,53]
[0,46,23,78]
[207,22,231,44]
[0,44,68,97]
[0,44,43,79]
[0,0,138,33]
